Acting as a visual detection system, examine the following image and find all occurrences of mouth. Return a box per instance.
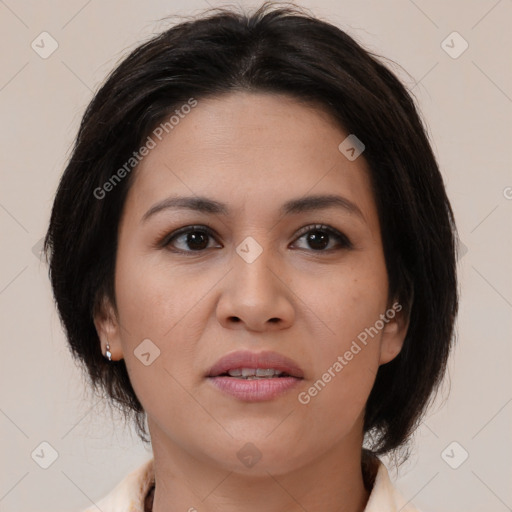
[207,350,304,402]
[218,368,295,379]
[207,350,304,379]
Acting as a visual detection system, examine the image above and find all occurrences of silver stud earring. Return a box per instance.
[105,341,112,361]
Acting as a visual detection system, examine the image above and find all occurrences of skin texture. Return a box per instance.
[94,92,409,512]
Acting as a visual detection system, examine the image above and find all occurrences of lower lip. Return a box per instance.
[207,376,302,401]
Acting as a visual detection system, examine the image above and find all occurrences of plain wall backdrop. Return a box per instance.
[1,1,511,511]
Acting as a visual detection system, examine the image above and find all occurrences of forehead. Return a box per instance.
[125,92,377,225]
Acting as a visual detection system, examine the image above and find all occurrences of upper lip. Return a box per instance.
[207,350,304,378]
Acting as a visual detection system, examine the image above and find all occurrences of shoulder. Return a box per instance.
[364,457,422,512]
[80,458,155,512]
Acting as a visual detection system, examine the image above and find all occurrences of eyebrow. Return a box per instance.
[141,194,366,223]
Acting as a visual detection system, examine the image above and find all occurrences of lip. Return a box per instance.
[206,350,304,402]
[207,350,304,378]
[208,376,302,402]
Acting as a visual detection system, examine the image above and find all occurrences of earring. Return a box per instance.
[105,341,112,361]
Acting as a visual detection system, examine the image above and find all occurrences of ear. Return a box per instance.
[378,300,410,366]
[93,294,123,361]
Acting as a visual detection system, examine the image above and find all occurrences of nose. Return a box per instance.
[216,244,295,332]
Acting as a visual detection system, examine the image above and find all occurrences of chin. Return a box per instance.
[203,435,309,477]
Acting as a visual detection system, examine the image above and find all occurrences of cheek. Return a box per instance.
[297,308,383,441]
[295,260,387,421]
[298,358,377,446]
[112,252,202,418]
[113,240,214,385]
[304,254,388,344]
[114,238,204,339]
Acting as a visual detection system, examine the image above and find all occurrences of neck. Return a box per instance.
[148,420,372,512]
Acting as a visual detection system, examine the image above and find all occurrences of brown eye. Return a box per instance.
[163,226,220,252]
[293,224,352,251]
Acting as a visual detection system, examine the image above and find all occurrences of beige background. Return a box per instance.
[1,1,511,511]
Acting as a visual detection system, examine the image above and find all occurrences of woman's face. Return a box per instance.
[95,91,408,475]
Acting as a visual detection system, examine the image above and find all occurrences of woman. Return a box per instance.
[44,3,459,511]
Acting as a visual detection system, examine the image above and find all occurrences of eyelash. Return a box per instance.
[158,224,353,254]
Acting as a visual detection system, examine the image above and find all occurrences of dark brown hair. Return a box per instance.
[44,2,459,458]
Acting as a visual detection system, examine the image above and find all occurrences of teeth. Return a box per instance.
[255,368,282,377]
[226,368,284,378]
